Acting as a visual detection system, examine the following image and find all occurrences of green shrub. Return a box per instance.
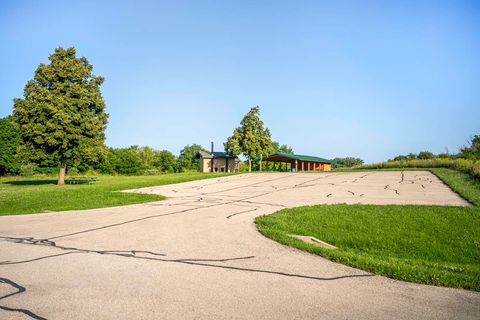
[67,167,79,175]
[19,163,36,177]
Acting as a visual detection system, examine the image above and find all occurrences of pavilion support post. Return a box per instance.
[307,161,310,172]
[295,160,298,172]
[301,161,304,172]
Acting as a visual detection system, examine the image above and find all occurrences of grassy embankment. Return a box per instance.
[0,172,233,215]
[256,168,480,290]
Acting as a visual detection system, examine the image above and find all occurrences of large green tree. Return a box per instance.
[0,116,21,175]
[224,106,272,172]
[13,47,108,185]
[177,144,203,171]
[154,150,177,173]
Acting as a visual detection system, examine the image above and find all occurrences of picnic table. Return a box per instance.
[66,176,97,184]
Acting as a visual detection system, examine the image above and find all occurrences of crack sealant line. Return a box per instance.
[226,208,258,219]
[0,277,48,320]
[0,236,372,282]
[198,174,295,196]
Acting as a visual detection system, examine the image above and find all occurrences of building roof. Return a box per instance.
[197,150,213,159]
[211,151,238,159]
[264,152,332,164]
[197,150,238,159]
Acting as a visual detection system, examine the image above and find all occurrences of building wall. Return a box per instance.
[199,156,240,172]
[228,160,238,172]
[215,158,240,172]
[200,158,212,173]
[212,158,228,172]
[291,161,332,171]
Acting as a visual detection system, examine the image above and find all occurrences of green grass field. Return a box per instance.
[0,172,233,215]
[256,168,480,290]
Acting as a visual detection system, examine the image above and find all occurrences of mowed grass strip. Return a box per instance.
[0,172,234,215]
[256,169,480,290]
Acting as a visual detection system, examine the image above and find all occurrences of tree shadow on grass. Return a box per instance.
[3,180,57,186]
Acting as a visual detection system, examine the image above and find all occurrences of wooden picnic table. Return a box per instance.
[66,176,97,184]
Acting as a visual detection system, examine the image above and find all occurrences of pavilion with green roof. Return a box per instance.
[263,152,332,172]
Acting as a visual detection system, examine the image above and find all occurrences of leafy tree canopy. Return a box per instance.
[417,151,435,160]
[332,157,364,168]
[224,106,272,172]
[271,141,294,154]
[459,135,480,160]
[0,116,20,175]
[13,47,108,184]
[155,150,177,173]
[177,144,203,171]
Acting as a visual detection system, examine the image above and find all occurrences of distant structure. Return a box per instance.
[197,142,241,173]
[263,153,332,172]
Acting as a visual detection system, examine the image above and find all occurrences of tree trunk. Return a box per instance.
[58,160,66,185]
[248,158,252,172]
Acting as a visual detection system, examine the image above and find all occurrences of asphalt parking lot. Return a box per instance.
[0,171,478,319]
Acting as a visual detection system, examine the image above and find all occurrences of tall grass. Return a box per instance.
[358,158,480,180]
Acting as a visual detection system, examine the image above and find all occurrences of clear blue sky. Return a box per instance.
[1,0,479,163]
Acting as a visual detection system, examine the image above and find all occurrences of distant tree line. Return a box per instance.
[0,121,205,176]
[331,157,364,169]
[97,144,203,175]
[359,136,480,180]
[390,135,480,162]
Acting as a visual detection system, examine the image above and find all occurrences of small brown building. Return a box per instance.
[197,150,241,173]
[263,152,332,172]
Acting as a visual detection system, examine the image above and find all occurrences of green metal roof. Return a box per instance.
[266,152,333,164]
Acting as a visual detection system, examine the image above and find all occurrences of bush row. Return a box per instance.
[358,158,480,180]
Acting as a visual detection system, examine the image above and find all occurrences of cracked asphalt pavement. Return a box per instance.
[1,171,478,319]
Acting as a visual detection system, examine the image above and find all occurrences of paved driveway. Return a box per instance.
[0,171,478,319]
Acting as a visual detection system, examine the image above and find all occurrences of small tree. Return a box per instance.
[13,47,108,185]
[273,142,294,154]
[224,106,272,172]
[459,135,480,160]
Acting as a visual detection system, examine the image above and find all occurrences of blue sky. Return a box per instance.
[1,0,479,163]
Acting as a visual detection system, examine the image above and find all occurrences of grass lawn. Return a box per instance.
[0,172,233,215]
[256,168,480,290]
